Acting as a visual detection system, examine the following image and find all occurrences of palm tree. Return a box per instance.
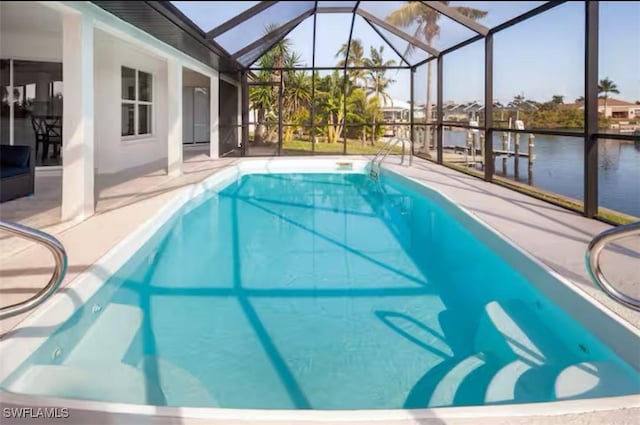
[262,23,293,70]
[336,39,366,88]
[387,1,487,150]
[512,94,526,105]
[251,53,276,143]
[315,71,355,143]
[251,25,303,143]
[364,46,396,144]
[349,88,379,145]
[285,71,312,116]
[598,77,620,115]
[283,70,312,141]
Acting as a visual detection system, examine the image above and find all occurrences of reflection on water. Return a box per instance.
[443,131,640,217]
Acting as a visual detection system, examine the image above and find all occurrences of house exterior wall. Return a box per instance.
[597,104,638,119]
[1,17,170,174]
[94,32,168,174]
[0,31,61,62]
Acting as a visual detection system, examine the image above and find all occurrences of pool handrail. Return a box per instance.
[0,220,68,320]
[370,137,412,179]
[585,221,640,311]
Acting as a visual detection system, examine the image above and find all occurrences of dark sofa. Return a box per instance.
[1,145,35,202]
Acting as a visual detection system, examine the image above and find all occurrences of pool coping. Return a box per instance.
[0,157,638,422]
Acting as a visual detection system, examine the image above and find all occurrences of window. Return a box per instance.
[121,66,153,137]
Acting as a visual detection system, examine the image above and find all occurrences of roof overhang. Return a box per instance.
[91,1,243,73]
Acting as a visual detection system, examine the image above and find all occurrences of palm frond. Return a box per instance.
[453,6,488,20]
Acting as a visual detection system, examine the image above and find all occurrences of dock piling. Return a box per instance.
[528,134,535,183]
[514,132,520,179]
[502,132,508,175]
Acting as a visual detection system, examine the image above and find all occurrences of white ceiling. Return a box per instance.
[0,1,62,34]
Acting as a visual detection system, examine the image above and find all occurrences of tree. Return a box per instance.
[250,54,276,143]
[263,23,294,70]
[336,38,366,88]
[283,70,312,141]
[285,71,312,116]
[348,88,379,145]
[575,96,585,103]
[387,1,487,150]
[512,94,526,105]
[250,26,303,144]
[315,71,355,143]
[598,77,620,114]
[551,95,564,104]
[363,45,396,144]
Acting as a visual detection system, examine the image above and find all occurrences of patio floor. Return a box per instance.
[1,154,638,333]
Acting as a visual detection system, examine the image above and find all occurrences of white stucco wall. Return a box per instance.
[0,21,169,174]
[94,31,168,174]
[3,0,223,178]
[0,31,62,62]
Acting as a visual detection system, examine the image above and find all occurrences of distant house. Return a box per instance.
[379,99,429,138]
[572,98,640,119]
[380,99,426,122]
[380,99,411,123]
[598,98,640,119]
[441,101,485,122]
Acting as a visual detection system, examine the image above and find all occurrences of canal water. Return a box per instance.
[442,131,640,218]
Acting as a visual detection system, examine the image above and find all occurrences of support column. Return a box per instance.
[61,12,94,220]
[410,67,415,157]
[209,73,219,159]
[241,72,248,156]
[278,70,284,156]
[35,73,50,115]
[584,1,599,218]
[437,55,443,163]
[9,59,15,145]
[167,58,183,176]
[483,33,494,181]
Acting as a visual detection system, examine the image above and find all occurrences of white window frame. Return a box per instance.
[121,66,154,141]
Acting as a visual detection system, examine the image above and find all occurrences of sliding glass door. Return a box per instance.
[1,59,63,166]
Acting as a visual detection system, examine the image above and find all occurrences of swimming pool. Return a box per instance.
[1,159,638,413]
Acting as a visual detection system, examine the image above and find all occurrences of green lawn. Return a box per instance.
[282,139,406,155]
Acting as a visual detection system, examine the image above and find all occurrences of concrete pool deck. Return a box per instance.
[0,154,638,424]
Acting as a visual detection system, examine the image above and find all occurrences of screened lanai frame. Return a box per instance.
[172,0,639,222]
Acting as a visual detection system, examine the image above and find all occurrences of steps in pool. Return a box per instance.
[474,300,569,365]
[471,300,639,403]
[554,361,639,399]
[5,304,145,402]
[6,303,216,406]
[64,303,142,365]
[138,355,218,407]
[474,300,570,403]
[428,353,487,407]
[484,359,534,403]
[8,364,149,404]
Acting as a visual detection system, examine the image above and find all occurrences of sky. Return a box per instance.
[173,1,640,105]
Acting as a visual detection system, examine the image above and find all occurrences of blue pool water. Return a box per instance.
[3,172,639,409]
